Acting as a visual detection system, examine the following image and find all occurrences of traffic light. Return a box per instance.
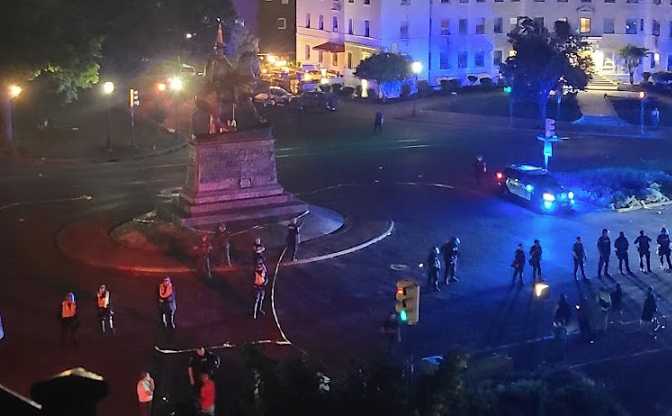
[544,118,556,138]
[503,86,512,94]
[129,88,140,108]
[395,279,420,325]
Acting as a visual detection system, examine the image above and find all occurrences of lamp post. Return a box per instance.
[639,91,646,135]
[411,61,423,117]
[168,76,183,135]
[3,84,22,148]
[102,81,115,151]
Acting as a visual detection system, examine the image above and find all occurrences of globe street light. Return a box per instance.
[411,61,423,117]
[101,81,115,151]
[8,84,22,100]
[3,84,23,147]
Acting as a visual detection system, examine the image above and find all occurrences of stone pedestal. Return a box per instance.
[171,128,308,227]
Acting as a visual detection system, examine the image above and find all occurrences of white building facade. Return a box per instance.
[296,0,672,86]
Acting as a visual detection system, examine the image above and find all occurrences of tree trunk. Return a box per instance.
[629,70,634,85]
[0,94,13,148]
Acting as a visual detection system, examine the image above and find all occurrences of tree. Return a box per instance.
[619,45,648,85]
[500,18,592,125]
[354,53,412,99]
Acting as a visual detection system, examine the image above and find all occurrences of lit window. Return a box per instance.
[579,17,591,33]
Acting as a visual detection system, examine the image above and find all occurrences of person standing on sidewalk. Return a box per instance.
[657,227,672,271]
[286,218,301,262]
[615,231,632,275]
[198,373,216,416]
[473,155,487,187]
[597,229,612,279]
[137,371,155,416]
[511,243,525,286]
[635,230,652,273]
[427,246,441,292]
[195,234,213,279]
[60,292,79,347]
[253,260,268,319]
[641,287,658,332]
[441,237,460,284]
[373,111,384,135]
[529,240,543,283]
[158,277,176,329]
[610,283,623,324]
[572,236,587,280]
[96,284,115,335]
[214,223,232,268]
[253,237,266,265]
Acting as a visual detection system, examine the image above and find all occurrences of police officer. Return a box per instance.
[572,236,587,280]
[657,227,672,271]
[373,111,384,134]
[441,237,460,284]
[253,259,268,319]
[188,346,220,390]
[195,234,213,279]
[597,229,611,279]
[553,294,571,327]
[529,240,543,283]
[252,237,266,265]
[158,277,176,329]
[286,218,301,262]
[214,224,232,268]
[641,287,658,331]
[96,284,114,335]
[635,230,652,273]
[614,231,632,275]
[60,292,79,346]
[427,246,441,292]
[473,155,487,186]
[511,243,525,285]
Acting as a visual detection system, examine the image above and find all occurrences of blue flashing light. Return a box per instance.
[399,310,408,322]
[525,184,534,192]
[568,191,575,200]
[504,86,512,94]
[542,192,556,202]
[518,165,542,172]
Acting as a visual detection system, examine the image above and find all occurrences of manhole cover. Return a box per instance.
[389,264,409,271]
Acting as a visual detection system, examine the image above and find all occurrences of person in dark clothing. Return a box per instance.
[188,347,220,392]
[473,155,487,186]
[427,246,441,292]
[214,224,232,268]
[195,234,213,279]
[373,111,384,134]
[553,294,572,327]
[576,297,595,344]
[610,283,623,324]
[635,230,652,273]
[597,229,611,279]
[572,236,587,280]
[286,219,301,262]
[252,238,266,265]
[529,240,543,283]
[657,227,672,271]
[511,243,525,285]
[614,231,632,275]
[441,237,460,284]
[641,287,658,327]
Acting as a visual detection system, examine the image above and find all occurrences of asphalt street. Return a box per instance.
[3,101,672,415]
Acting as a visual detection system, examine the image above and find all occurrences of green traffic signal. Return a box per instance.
[503,86,512,94]
[399,309,408,322]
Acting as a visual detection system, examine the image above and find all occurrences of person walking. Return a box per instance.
[195,234,213,279]
[657,227,672,271]
[158,277,176,329]
[373,111,384,134]
[286,218,301,262]
[137,371,155,416]
[511,243,525,285]
[252,237,266,265]
[572,236,587,280]
[426,246,441,292]
[96,284,114,335]
[553,294,572,327]
[253,260,268,319]
[641,287,658,331]
[615,231,632,275]
[529,240,543,284]
[188,347,220,390]
[214,223,232,268]
[441,237,460,284]
[597,229,611,279]
[60,292,79,347]
[473,155,487,187]
[610,283,623,324]
[635,230,652,273]
[198,373,216,416]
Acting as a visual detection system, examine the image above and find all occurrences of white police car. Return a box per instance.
[496,164,575,211]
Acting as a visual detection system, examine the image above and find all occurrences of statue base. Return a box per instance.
[165,128,308,227]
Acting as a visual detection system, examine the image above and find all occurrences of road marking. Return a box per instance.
[271,247,292,344]
[0,194,93,212]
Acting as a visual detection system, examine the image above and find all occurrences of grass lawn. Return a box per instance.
[427,91,582,122]
[608,96,671,127]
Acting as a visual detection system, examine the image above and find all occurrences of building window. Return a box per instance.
[348,18,353,34]
[494,50,503,66]
[579,17,591,33]
[475,51,485,67]
[604,0,615,3]
[581,0,591,2]
[459,19,468,34]
[458,51,468,68]
[401,0,411,4]
[400,21,409,39]
[319,50,324,63]
[459,0,468,3]
[625,18,637,34]
[641,19,645,32]
[668,55,672,71]
[494,17,503,33]
[332,53,339,66]
[332,16,339,32]
[669,21,672,37]
[347,52,353,69]
[364,0,370,4]
[495,0,503,2]
[653,20,661,36]
[306,13,311,28]
[476,18,485,34]
[319,15,324,30]
[534,17,544,29]
[440,52,450,69]
[441,0,450,3]
[626,0,638,2]
[557,0,568,3]
[441,19,450,35]
[305,45,311,60]
[603,18,615,34]
[277,18,287,30]
[364,20,370,37]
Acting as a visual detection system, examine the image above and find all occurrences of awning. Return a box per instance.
[313,42,345,53]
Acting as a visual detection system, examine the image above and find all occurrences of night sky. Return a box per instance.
[233,0,258,33]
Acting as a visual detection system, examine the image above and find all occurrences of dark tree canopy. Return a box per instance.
[355,53,412,84]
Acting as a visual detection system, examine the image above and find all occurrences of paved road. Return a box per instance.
[2,101,672,415]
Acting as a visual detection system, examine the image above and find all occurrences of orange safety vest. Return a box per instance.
[159,282,173,300]
[61,301,77,318]
[254,269,266,287]
[97,291,110,308]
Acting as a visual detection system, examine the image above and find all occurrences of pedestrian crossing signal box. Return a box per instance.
[395,279,420,325]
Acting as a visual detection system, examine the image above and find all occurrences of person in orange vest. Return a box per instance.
[158,277,176,329]
[96,284,115,335]
[137,371,155,416]
[252,259,268,320]
[60,292,79,346]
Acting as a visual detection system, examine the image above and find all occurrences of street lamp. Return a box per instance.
[101,81,115,151]
[3,84,23,148]
[411,61,423,117]
[640,91,646,135]
[8,84,22,99]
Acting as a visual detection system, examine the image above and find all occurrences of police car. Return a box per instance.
[496,164,575,211]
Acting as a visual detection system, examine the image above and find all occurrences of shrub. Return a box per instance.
[467,75,478,85]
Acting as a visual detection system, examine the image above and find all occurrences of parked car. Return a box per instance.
[254,86,294,107]
[294,91,337,112]
[496,164,575,212]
